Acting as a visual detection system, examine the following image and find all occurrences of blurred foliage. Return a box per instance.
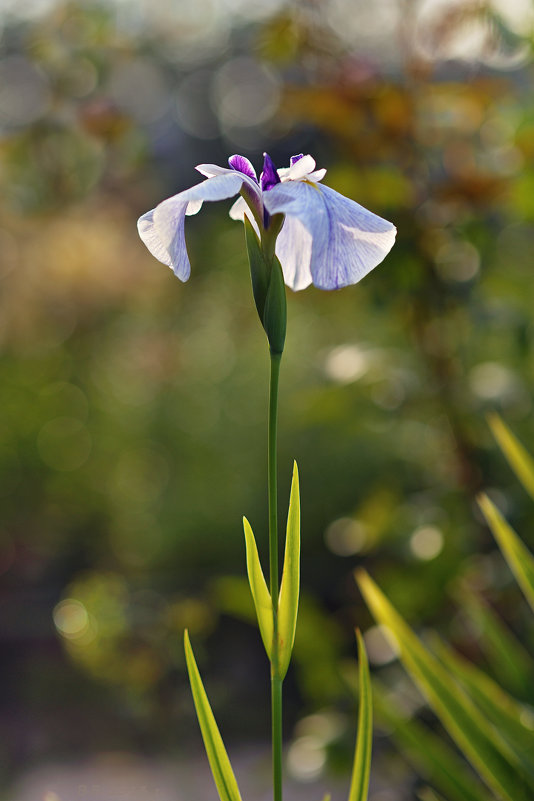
[1,0,534,799]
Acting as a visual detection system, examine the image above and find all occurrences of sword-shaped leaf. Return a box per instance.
[348,630,373,801]
[488,414,534,501]
[356,570,532,801]
[184,630,243,801]
[278,461,300,679]
[478,493,534,615]
[243,517,273,658]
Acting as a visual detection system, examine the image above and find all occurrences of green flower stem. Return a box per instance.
[268,351,282,801]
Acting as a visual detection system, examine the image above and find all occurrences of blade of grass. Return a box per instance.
[432,635,534,778]
[356,570,532,801]
[373,680,490,801]
[478,494,534,614]
[184,630,243,801]
[488,414,534,501]
[348,631,373,801]
[457,586,533,699]
[278,461,300,678]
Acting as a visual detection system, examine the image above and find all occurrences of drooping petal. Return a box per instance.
[139,172,248,281]
[264,182,396,290]
[137,209,173,269]
[275,216,313,291]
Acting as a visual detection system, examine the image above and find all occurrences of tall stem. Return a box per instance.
[268,351,282,801]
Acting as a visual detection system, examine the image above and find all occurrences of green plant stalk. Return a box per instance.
[268,351,282,801]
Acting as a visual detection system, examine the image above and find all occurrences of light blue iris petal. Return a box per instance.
[275,215,313,291]
[138,173,248,282]
[264,182,396,290]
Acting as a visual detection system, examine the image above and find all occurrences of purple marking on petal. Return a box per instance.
[260,152,281,192]
[290,154,304,166]
[228,154,258,183]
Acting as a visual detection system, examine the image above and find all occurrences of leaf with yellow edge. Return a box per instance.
[356,570,533,801]
[348,630,373,801]
[278,461,300,678]
[488,413,534,501]
[184,630,243,801]
[478,493,534,615]
[243,517,273,657]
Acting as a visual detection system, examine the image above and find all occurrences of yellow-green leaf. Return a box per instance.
[348,630,373,801]
[184,630,243,801]
[432,635,534,778]
[478,493,534,614]
[488,413,534,501]
[356,570,532,801]
[243,516,273,657]
[278,461,300,678]
[374,679,489,801]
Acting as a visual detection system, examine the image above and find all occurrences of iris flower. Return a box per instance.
[137,152,396,291]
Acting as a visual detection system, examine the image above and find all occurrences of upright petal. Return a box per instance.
[264,182,396,290]
[228,154,258,183]
[139,172,247,281]
[260,153,281,192]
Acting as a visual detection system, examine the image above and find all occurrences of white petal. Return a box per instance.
[137,209,173,268]
[229,195,248,221]
[264,182,396,290]
[275,216,313,291]
[144,172,247,282]
[195,163,261,201]
[186,199,203,215]
[196,163,230,177]
[306,168,326,183]
[229,196,261,238]
[287,154,316,181]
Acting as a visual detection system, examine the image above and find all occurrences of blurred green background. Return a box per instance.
[1,0,534,798]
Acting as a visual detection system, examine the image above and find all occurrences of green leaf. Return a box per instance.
[184,631,243,801]
[243,517,273,658]
[488,413,534,501]
[373,680,489,801]
[278,461,300,678]
[348,630,373,801]
[457,586,533,699]
[244,214,269,322]
[262,256,287,356]
[432,635,534,778]
[478,493,534,614]
[356,570,532,801]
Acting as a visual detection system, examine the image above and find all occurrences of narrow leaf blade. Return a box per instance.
[348,630,373,801]
[488,413,534,501]
[356,570,532,801]
[243,517,273,657]
[478,493,534,614]
[433,635,534,778]
[374,680,489,801]
[278,461,300,678]
[184,631,243,801]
